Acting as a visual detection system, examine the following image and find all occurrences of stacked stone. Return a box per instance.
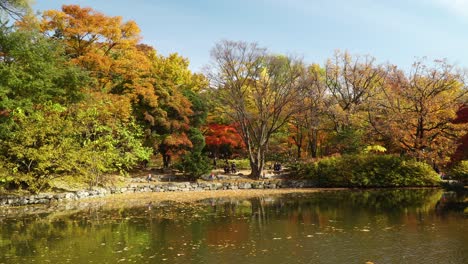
[0,180,314,206]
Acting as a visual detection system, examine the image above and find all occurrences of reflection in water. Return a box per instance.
[0,189,466,264]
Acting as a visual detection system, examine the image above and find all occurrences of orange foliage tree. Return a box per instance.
[140,47,207,168]
[204,123,245,166]
[370,60,468,165]
[39,5,157,120]
[36,5,208,168]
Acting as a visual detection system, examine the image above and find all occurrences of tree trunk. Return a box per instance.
[162,154,171,168]
[249,147,265,180]
[309,129,318,158]
[297,144,301,160]
[249,160,264,180]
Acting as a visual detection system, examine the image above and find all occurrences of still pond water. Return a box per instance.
[0,189,467,264]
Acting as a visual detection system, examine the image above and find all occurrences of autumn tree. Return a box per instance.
[175,88,210,178]
[288,117,307,159]
[142,51,207,168]
[209,40,305,179]
[369,60,468,164]
[452,105,468,162]
[204,123,245,166]
[290,64,329,158]
[325,51,386,153]
[0,25,150,190]
[38,5,157,119]
[38,6,210,170]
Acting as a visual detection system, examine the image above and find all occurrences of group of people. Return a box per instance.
[273,162,282,172]
[224,162,237,174]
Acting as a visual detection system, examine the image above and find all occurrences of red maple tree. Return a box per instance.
[204,124,245,166]
[452,105,468,162]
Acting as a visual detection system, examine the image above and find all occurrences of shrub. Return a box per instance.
[0,105,151,192]
[450,160,468,184]
[176,152,211,180]
[292,154,440,187]
[175,128,211,180]
[228,159,251,170]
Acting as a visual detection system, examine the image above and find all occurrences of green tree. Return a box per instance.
[73,100,151,185]
[0,101,151,192]
[0,26,87,112]
[0,104,79,192]
[179,89,210,178]
[177,128,211,179]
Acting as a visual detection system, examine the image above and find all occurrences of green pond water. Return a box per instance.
[0,189,467,264]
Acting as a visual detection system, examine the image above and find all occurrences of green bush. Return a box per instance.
[293,154,440,187]
[176,152,211,180]
[0,105,151,192]
[175,128,211,180]
[450,160,468,184]
[228,159,251,170]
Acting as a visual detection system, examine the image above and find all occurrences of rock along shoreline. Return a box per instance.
[0,179,315,207]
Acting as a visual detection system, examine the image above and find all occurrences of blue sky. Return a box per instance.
[33,0,468,73]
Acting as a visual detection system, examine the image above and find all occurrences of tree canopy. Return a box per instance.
[0,4,466,192]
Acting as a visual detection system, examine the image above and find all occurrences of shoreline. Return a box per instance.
[0,175,448,210]
[0,179,316,207]
[0,186,447,218]
[0,188,340,218]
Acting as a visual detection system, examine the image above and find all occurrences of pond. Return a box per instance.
[0,189,466,264]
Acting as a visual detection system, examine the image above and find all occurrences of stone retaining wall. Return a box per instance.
[0,180,314,207]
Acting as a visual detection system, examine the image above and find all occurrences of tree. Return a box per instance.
[0,19,151,191]
[288,116,307,160]
[0,104,80,192]
[0,27,87,113]
[369,60,468,164]
[142,51,205,168]
[0,0,30,20]
[176,89,210,178]
[209,40,305,179]
[39,5,157,119]
[73,98,151,185]
[292,64,329,158]
[38,5,205,169]
[324,51,385,153]
[451,105,468,162]
[0,102,151,191]
[177,128,211,179]
[204,123,245,166]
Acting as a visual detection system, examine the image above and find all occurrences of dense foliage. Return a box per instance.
[292,154,441,187]
[0,2,466,192]
[0,5,208,192]
[450,160,468,184]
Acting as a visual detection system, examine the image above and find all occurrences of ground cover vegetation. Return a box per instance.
[0,3,466,192]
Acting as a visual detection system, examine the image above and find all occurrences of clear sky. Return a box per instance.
[32,0,468,73]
